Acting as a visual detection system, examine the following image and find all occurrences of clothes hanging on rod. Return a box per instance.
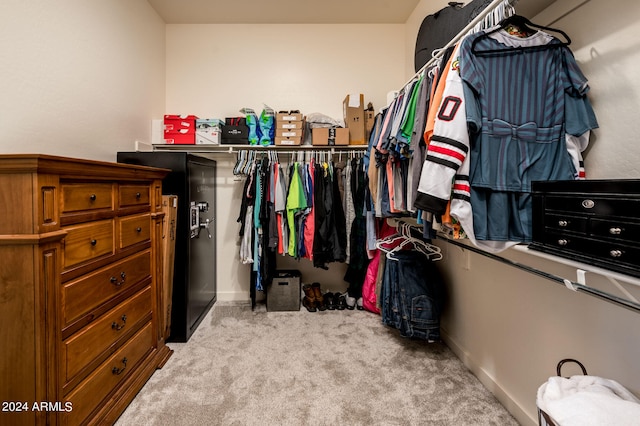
[236,151,370,308]
[413,16,599,250]
[362,0,514,228]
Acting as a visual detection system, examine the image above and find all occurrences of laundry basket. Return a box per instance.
[537,358,640,425]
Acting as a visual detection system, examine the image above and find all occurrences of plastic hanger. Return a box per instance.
[376,221,443,261]
[471,14,571,56]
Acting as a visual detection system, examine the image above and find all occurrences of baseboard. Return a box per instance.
[440,328,536,426]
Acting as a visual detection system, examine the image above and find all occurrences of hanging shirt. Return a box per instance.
[303,160,315,260]
[286,163,307,257]
[461,29,598,193]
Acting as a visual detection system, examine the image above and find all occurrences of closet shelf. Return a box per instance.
[152,144,369,154]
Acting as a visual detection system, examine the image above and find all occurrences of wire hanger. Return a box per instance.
[376,221,442,261]
[471,14,572,56]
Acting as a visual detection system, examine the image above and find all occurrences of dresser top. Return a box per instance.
[532,179,640,194]
[0,154,170,179]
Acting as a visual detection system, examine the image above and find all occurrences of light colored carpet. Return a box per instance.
[115,302,518,426]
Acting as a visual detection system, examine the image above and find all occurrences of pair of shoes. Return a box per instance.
[343,292,356,310]
[302,283,327,312]
[324,292,336,310]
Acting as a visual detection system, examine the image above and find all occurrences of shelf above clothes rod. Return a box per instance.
[437,236,640,314]
[152,144,369,154]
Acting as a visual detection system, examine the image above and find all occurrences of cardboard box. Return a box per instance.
[365,109,375,142]
[277,121,304,129]
[164,114,197,132]
[276,112,303,122]
[275,136,302,146]
[343,94,365,145]
[196,131,220,145]
[164,129,195,145]
[196,118,222,145]
[161,195,178,340]
[276,128,304,138]
[312,127,349,146]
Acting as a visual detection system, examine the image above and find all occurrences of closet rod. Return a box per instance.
[242,150,367,156]
[399,0,515,92]
[439,236,640,314]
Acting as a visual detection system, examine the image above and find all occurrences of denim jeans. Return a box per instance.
[381,250,443,341]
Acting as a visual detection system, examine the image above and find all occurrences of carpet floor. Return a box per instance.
[115,302,519,425]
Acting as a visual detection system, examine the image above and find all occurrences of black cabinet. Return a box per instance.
[117,152,216,342]
[530,179,640,278]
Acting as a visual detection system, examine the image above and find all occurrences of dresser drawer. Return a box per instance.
[119,214,151,248]
[62,250,151,329]
[119,184,150,208]
[545,194,640,219]
[62,286,152,385]
[61,183,114,214]
[61,322,154,426]
[544,213,588,234]
[63,219,115,269]
[540,231,640,268]
[590,218,640,246]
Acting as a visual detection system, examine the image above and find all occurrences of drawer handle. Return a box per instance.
[111,314,127,331]
[558,220,568,227]
[89,193,97,201]
[110,272,126,286]
[610,250,623,258]
[136,227,142,233]
[90,239,97,246]
[609,227,622,235]
[557,239,568,246]
[135,192,141,199]
[112,357,127,375]
[581,199,595,209]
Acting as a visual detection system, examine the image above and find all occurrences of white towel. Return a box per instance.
[537,375,640,426]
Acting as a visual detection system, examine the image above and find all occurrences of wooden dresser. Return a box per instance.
[0,155,172,425]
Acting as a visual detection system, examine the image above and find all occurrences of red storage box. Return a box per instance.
[164,129,195,145]
[164,115,197,132]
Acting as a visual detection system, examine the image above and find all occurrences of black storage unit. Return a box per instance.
[530,179,640,278]
[117,152,217,342]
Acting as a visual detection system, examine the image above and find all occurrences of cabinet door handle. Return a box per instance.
[609,227,622,235]
[558,220,568,227]
[557,239,568,246]
[135,192,141,199]
[136,227,142,233]
[111,314,127,331]
[90,239,97,246]
[89,194,97,201]
[610,250,623,258]
[112,357,127,375]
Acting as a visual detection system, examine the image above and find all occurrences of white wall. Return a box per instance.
[412,1,640,425]
[165,24,405,119]
[0,0,165,162]
[164,24,406,301]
